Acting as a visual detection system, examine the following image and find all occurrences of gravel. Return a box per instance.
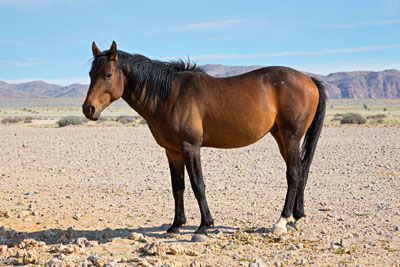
[0,125,399,266]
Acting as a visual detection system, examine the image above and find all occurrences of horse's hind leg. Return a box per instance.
[271,130,302,234]
[165,149,187,236]
[293,172,307,222]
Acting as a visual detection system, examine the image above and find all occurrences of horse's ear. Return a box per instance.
[92,42,101,57]
[110,41,118,61]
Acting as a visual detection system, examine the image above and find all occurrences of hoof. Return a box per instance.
[272,225,287,235]
[286,221,298,232]
[191,234,207,242]
[166,232,180,238]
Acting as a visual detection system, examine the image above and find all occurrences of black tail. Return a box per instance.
[300,77,327,177]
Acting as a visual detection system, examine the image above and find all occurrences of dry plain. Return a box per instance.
[0,99,399,266]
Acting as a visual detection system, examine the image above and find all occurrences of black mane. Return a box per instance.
[90,50,203,106]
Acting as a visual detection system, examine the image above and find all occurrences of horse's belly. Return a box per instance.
[201,120,272,149]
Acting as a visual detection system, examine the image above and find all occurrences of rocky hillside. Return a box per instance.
[1,67,399,99]
[203,65,400,99]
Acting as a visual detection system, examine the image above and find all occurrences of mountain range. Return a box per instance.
[1,66,400,99]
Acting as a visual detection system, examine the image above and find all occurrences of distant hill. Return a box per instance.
[203,65,400,99]
[1,66,399,99]
[0,81,88,99]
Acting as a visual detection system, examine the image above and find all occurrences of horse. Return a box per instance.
[83,41,327,242]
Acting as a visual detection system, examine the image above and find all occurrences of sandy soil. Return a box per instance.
[0,125,399,266]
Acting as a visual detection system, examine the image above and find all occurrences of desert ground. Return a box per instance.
[0,99,399,266]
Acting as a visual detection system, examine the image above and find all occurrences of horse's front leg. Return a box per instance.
[165,149,186,236]
[181,142,214,241]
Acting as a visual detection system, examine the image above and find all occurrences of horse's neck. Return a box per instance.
[121,83,157,124]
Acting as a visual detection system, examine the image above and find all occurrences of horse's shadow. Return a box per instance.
[0,224,240,246]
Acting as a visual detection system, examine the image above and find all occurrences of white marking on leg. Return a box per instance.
[272,216,289,234]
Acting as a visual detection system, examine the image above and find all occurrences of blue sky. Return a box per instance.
[1,0,400,85]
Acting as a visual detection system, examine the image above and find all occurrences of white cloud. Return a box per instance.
[172,19,251,31]
[0,0,93,8]
[326,19,400,28]
[0,59,55,67]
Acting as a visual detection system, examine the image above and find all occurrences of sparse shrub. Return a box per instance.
[363,103,368,110]
[1,117,23,124]
[57,116,85,127]
[139,118,147,125]
[383,108,387,111]
[101,116,116,121]
[97,116,107,122]
[116,115,135,124]
[24,116,34,123]
[367,114,387,120]
[330,105,334,108]
[340,113,366,125]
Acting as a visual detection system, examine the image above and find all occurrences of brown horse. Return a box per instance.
[83,41,327,241]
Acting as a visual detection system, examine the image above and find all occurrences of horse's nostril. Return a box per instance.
[88,105,95,116]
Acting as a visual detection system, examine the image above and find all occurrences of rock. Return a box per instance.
[17,210,30,218]
[73,237,98,248]
[73,213,82,220]
[169,244,185,255]
[62,244,80,254]
[186,249,200,256]
[45,258,64,267]
[0,245,7,254]
[6,257,19,266]
[78,259,90,267]
[329,242,339,250]
[94,257,107,267]
[141,241,168,256]
[104,261,117,267]
[145,256,161,265]
[18,238,46,250]
[189,262,202,267]
[0,210,10,218]
[52,243,79,254]
[294,259,307,265]
[25,191,35,195]
[23,251,38,264]
[128,232,149,243]
[248,258,268,267]
[87,254,101,262]
[128,232,144,241]
[128,257,151,266]
[75,237,89,247]
[87,240,99,247]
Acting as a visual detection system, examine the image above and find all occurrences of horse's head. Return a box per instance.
[83,41,125,120]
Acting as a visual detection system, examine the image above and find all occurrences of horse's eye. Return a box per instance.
[105,73,112,79]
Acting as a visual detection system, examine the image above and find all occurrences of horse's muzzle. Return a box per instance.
[82,104,99,121]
